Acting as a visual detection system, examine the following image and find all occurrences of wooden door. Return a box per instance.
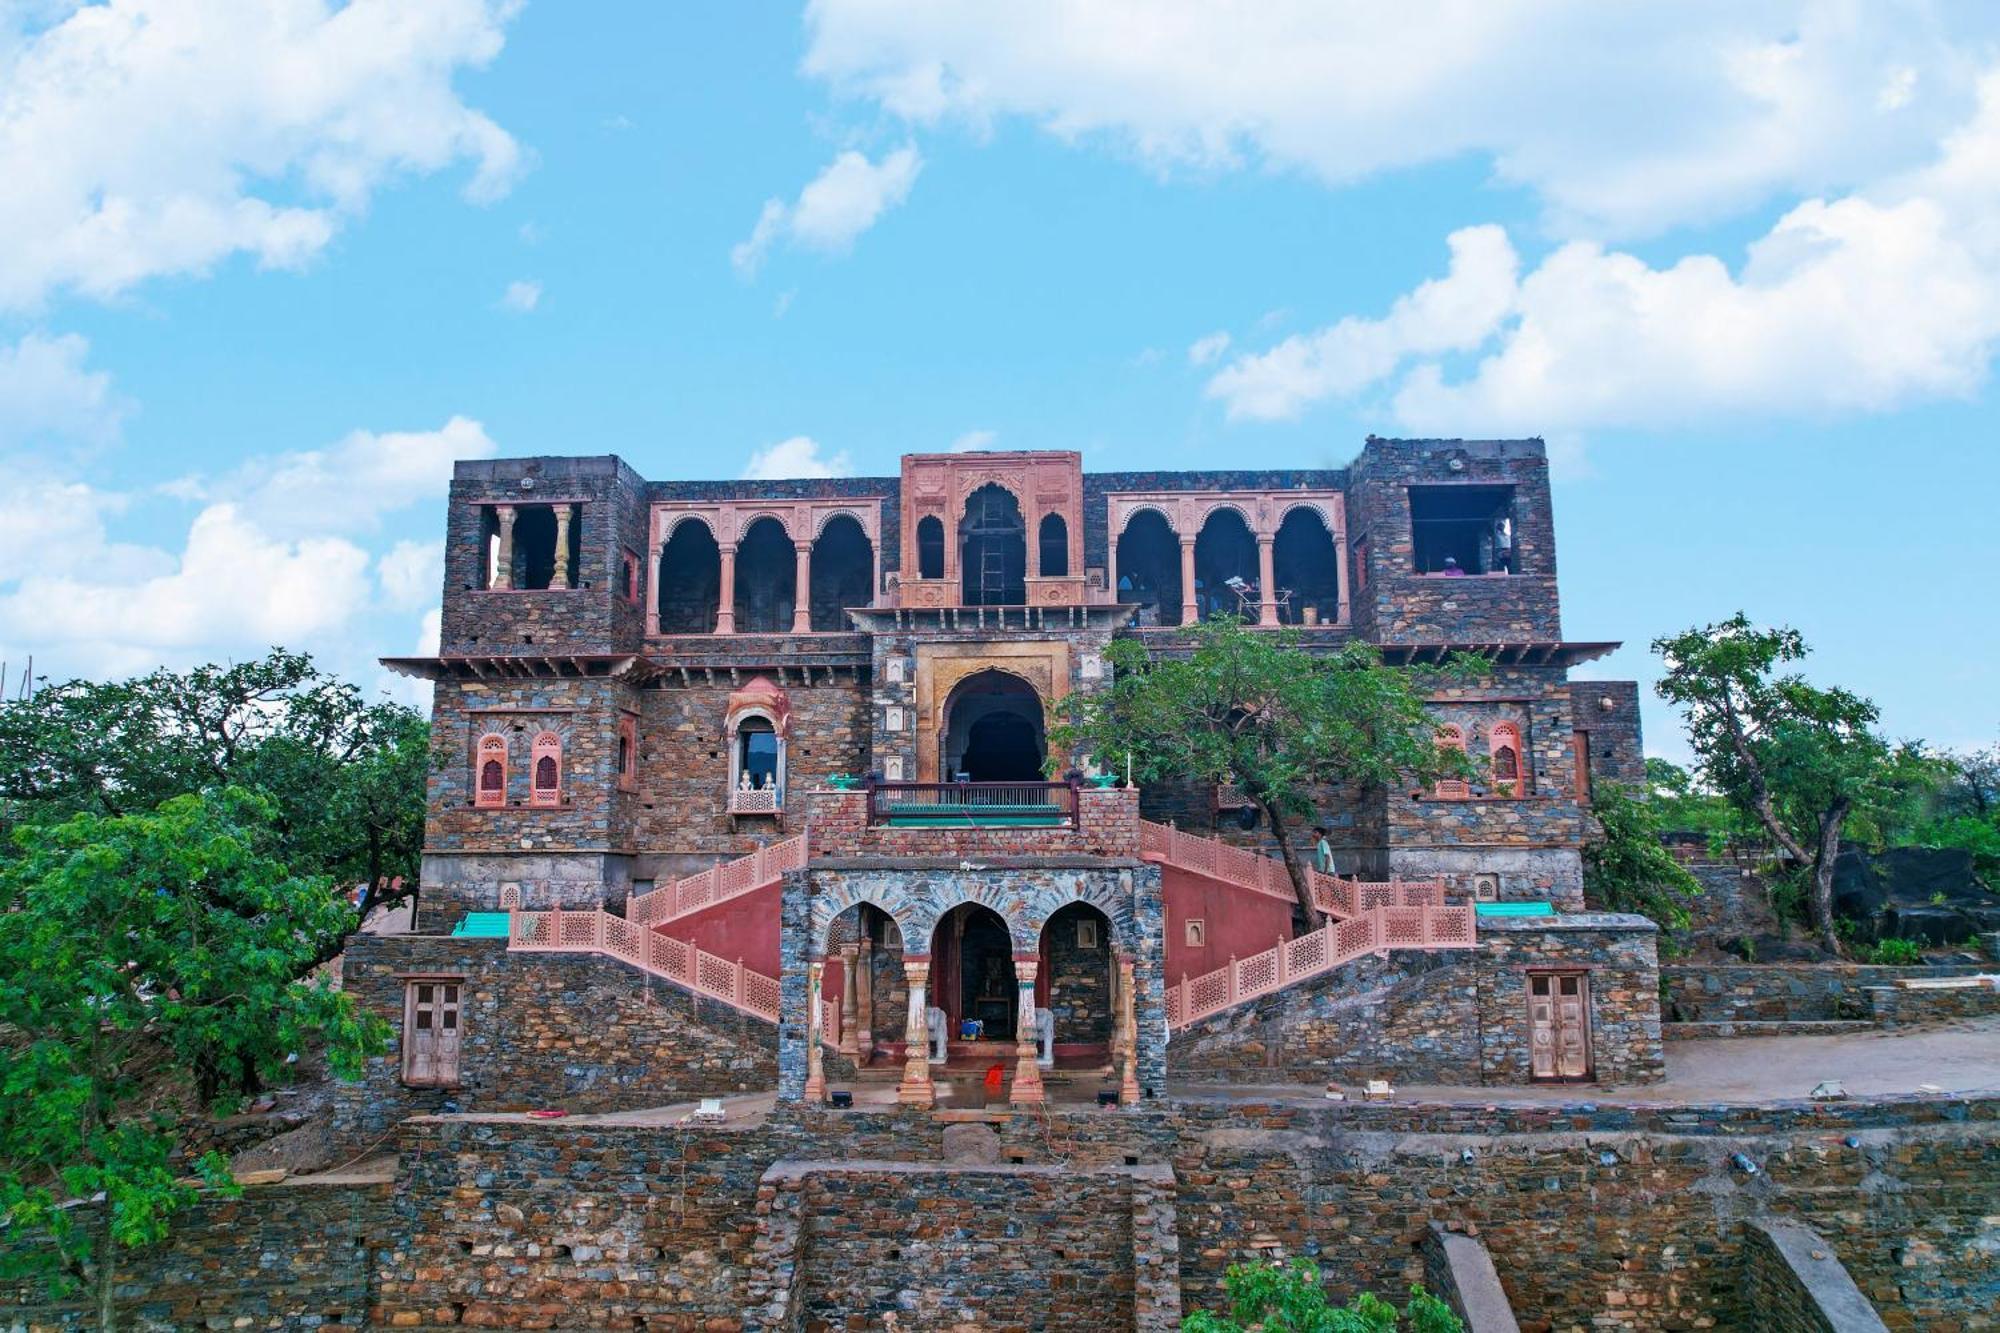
[1528,972,1591,1081]
[1573,729,1592,803]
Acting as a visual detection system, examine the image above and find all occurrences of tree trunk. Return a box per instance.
[1255,795,1321,929]
[1809,797,1851,957]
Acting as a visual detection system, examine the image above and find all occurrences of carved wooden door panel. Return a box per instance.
[1528,972,1591,1081]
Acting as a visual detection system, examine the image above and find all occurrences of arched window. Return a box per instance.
[531,731,562,807]
[916,515,945,580]
[475,733,507,808]
[1433,724,1469,800]
[616,715,638,792]
[1038,513,1069,577]
[1490,721,1525,796]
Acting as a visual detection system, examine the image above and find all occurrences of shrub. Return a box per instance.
[1183,1258,1465,1331]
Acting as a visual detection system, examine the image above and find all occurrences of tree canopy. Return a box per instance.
[0,788,388,1327]
[1581,781,1704,945]
[0,649,428,928]
[1050,618,1471,920]
[1653,614,1936,954]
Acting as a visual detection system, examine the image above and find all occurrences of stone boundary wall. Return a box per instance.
[1866,979,2000,1027]
[1168,914,1664,1086]
[742,1159,1180,1331]
[802,784,1140,859]
[1661,963,1994,1023]
[334,935,777,1148]
[1741,1218,1891,1332]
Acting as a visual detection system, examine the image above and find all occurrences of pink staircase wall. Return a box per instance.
[1162,864,1296,986]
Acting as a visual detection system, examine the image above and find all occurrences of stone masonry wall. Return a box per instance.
[1741,1219,1893,1333]
[1867,980,2000,1027]
[332,935,776,1150]
[803,783,1141,859]
[1661,963,1995,1023]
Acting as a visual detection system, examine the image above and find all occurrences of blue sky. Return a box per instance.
[2,2,1997,763]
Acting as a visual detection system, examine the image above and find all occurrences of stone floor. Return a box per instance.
[1177,1015,2000,1108]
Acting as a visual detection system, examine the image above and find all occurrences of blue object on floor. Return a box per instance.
[452,911,513,937]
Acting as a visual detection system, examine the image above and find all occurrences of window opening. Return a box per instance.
[1116,509,1181,626]
[1192,508,1258,620]
[732,516,796,632]
[1271,507,1340,625]
[1433,724,1469,799]
[915,515,945,580]
[530,732,561,807]
[1409,485,1515,575]
[810,513,874,631]
[658,519,721,633]
[475,734,507,808]
[1038,513,1070,578]
[959,484,1026,606]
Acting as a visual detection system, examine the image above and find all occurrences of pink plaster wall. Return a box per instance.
[1161,865,1295,985]
[657,881,782,977]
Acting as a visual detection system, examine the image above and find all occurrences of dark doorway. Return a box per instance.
[1038,902,1113,1052]
[1193,508,1257,621]
[1116,509,1181,626]
[733,516,796,633]
[943,670,1046,782]
[657,519,720,633]
[1272,507,1340,625]
[932,904,1018,1040]
[960,484,1026,605]
[809,514,873,631]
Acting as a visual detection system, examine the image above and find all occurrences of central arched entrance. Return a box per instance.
[931,903,1018,1041]
[942,669,1046,782]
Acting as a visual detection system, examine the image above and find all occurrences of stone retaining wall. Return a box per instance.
[1740,1218,1891,1332]
[1867,979,2000,1027]
[1661,963,1993,1023]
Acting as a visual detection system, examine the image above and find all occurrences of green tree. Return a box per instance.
[1050,618,1471,922]
[1184,1259,1464,1332]
[1906,743,2000,883]
[1653,615,1936,954]
[0,788,388,1329]
[1582,782,1704,940]
[1641,757,1749,849]
[0,649,427,938]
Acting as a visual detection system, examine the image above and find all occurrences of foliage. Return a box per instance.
[0,788,389,1325]
[1582,782,1703,942]
[1653,614,1938,955]
[1049,618,1473,920]
[1183,1259,1464,1332]
[1641,758,1751,851]
[1858,937,1925,965]
[0,649,428,931]
[1905,743,2000,884]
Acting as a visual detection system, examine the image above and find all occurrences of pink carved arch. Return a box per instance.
[475,733,508,809]
[1433,724,1469,800]
[530,730,562,807]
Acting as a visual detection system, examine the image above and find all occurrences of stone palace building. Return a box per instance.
[358,436,1658,1133]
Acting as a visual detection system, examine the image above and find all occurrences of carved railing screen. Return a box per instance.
[626,833,808,927]
[1138,820,1444,919]
[1165,903,1477,1030]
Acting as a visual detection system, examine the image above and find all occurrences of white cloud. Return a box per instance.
[377,540,442,611]
[211,415,497,534]
[731,145,923,275]
[804,2,1997,237]
[742,435,854,479]
[1207,68,2000,436]
[0,0,524,311]
[0,503,373,674]
[498,279,541,312]
[949,428,997,451]
[1186,331,1231,367]
[0,332,127,451]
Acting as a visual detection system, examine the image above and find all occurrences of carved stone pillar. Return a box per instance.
[838,945,861,1057]
[1256,533,1278,626]
[552,503,574,589]
[1334,527,1353,625]
[804,958,828,1102]
[1117,953,1141,1105]
[1178,536,1198,626]
[715,542,738,634]
[792,540,813,635]
[1009,955,1045,1105]
[899,957,934,1108]
[856,937,875,1057]
[493,504,517,590]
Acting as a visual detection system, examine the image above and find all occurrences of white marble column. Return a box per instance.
[1009,955,1045,1105]
[899,957,934,1108]
[493,504,516,590]
[552,503,574,589]
[804,958,827,1103]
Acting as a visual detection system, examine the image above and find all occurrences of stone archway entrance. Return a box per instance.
[931,903,1019,1041]
[942,670,1046,782]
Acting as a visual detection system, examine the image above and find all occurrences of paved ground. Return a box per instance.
[1176,1016,2000,1108]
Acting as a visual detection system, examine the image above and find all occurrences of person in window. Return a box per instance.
[1313,826,1336,876]
[1438,556,1467,577]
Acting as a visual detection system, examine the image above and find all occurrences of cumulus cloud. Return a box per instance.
[498,279,541,312]
[732,146,922,275]
[743,436,854,479]
[1206,69,2000,434]
[803,1,1996,238]
[1186,332,1231,367]
[377,540,443,611]
[0,0,523,310]
[0,332,128,452]
[207,415,497,534]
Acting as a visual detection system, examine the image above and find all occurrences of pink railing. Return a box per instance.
[626,833,808,927]
[1138,819,1445,919]
[1165,902,1477,1030]
[509,906,781,1023]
